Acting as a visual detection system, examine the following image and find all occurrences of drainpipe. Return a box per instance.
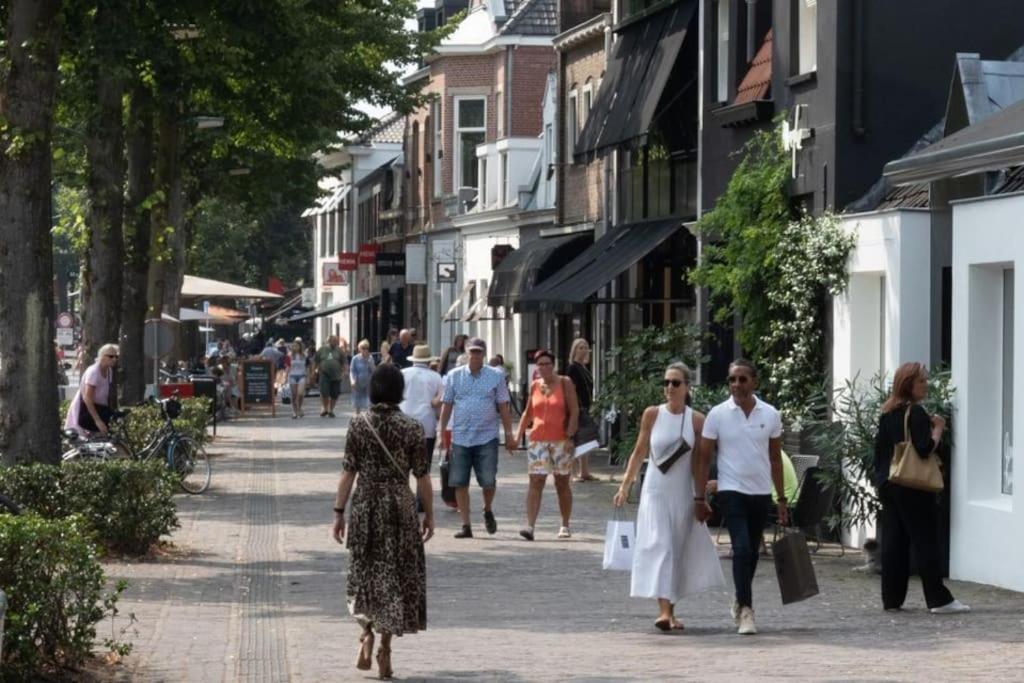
[746,0,757,65]
[852,0,867,136]
[695,0,706,384]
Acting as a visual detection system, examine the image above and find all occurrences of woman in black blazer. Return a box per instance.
[873,362,968,614]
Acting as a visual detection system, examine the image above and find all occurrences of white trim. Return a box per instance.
[430,35,554,58]
[581,81,594,127]
[553,13,612,50]
[568,89,579,162]
[454,96,488,191]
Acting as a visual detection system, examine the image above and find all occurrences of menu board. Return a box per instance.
[241,360,275,415]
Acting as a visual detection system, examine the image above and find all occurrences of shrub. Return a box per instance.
[59,396,212,452]
[0,460,179,555]
[0,513,127,679]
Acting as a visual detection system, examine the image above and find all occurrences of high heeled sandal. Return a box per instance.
[355,630,374,670]
[376,645,393,680]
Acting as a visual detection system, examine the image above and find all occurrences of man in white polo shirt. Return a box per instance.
[695,359,788,635]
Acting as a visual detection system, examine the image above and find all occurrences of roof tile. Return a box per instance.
[499,0,558,36]
[734,30,772,105]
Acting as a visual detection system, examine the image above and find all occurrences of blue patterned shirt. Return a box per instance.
[443,365,510,447]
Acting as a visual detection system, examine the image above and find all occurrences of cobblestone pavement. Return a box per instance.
[104,401,1024,682]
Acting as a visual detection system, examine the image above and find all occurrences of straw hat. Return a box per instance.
[410,344,439,364]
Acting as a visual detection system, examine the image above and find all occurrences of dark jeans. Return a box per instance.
[718,491,771,609]
[880,483,954,609]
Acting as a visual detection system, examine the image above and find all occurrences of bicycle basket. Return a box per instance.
[163,397,182,419]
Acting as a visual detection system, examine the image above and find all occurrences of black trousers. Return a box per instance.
[718,491,771,608]
[880,483,954,609]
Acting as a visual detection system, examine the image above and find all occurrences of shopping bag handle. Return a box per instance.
[611,505,629,522]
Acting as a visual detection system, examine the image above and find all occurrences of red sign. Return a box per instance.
[338,252,358,271]
[322,262,349,287]
[358,243,379,265]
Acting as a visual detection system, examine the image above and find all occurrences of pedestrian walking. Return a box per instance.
[694,359,787,635]
[567,338,599,482]
[389,329,415,369]
[350,340,376,416]
[437,337,515,538]
[287,341,308,419]
[315,335,345,417]
[331,364,435,680]
[400,345,444,457]
[873,362,969,615]
[515,349,579,540]
[614,362,724,631]
[439,334,467,376]
[65,343,119,436]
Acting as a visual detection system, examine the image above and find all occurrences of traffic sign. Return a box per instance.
[56,311,74,328]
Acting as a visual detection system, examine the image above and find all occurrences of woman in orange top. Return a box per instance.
[515,349,579,540]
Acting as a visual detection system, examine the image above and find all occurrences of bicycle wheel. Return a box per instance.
[171,436,211,494]
[108,436,136,460]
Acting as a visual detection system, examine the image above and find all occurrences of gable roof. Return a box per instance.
[734,30,772,105]
[354,111,406,145]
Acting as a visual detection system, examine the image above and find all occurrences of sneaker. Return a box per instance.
[320,411,328,417]
[519,527,534,541]
[737,607,757,635]
[329,412,336,418]
[557,526,571,539]
[483,510,497,535]
[730,600,741,625]
[930,599,971,615]
[291,414,297,420]
[454,525,473,539]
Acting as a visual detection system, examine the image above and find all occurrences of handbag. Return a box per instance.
[651,409,691,475]
[602,507,635,571]
[439,449,457,508]
[889,407,944,493]
[772,529,820,604]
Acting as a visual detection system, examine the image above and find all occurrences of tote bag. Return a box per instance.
[772,530,820,604]
[602,508,635,571]
[889,408,944,493]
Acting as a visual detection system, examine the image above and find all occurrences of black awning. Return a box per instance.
[487,233,593,309]
[575,0,696,157]
[517,219,683,313]
[287,295,377,322]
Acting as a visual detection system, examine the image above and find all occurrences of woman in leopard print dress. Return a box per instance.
[332,364,435,679]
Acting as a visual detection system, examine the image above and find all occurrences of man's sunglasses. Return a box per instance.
[660,379,683,388]
[727,375,750,384]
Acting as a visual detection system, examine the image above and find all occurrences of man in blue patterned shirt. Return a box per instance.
[438,337,515,538]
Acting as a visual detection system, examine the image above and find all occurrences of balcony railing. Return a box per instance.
[618,153,696,223]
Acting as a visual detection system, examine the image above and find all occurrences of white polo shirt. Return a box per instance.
[400,365,445,438]
[702,396,782,495]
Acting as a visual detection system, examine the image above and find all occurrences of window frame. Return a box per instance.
[453,95,487,190]
[567,88,579,162]
[715,0,731,102]
[432,99,442,198]
[795,0,818,76]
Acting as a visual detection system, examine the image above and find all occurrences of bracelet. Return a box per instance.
[333,506,345,515]
[693,497,706,502]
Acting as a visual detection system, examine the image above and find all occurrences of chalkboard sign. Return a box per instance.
[241,360,276,415]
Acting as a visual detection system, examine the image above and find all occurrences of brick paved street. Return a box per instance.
[103,403,1024,682]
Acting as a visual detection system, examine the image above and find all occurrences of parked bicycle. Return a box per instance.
[62,395,211,494]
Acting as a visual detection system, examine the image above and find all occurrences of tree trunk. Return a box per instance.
[121,83,155,404]
[145,103,179,322]
[163,171,187,362]
[0,0,64,466]
[80,2,127,365]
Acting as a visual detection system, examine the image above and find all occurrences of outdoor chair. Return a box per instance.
[771,466,843,556]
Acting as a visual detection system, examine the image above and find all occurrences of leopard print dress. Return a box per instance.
[343,404,429,635]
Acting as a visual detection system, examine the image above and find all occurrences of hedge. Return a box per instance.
[0,513,126,680]
[0,460,179,555]
[60,396,212,452]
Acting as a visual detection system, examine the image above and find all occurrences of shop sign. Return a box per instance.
[358,243,379,264]
[322,262,348,286]
[338,252,359,271]
[376,252,406,277]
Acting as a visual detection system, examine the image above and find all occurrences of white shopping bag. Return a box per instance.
[602,512,635,571]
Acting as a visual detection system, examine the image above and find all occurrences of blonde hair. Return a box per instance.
[358,339,370,351]
[290,341,303,356]
[569,338,590,364]
[97,343,120,359]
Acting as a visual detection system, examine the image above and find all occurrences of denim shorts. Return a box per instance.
[449,439,499,489]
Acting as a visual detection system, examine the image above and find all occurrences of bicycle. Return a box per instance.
[63,396,212,494]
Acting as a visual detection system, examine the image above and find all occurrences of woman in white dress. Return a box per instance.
[613,362,724,631]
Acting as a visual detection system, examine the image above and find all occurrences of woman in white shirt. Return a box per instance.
[613,362,724,631]
[288,341,308,419]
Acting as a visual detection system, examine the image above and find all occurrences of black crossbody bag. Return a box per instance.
[651,410,691,475]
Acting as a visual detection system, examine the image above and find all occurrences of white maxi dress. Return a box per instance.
[631,405,725,603]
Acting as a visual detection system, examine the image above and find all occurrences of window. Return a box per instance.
[496,91,504,137]
[432,99,442,197]
[568,88,578,157]
[1003,268,1015,496]
[796,0,817,74]
[411,121,420,209]
[454,97,486,190]
[319,214,327,258]
[544,122,553,167]
[716,0,730,101]
[582,80,593,125]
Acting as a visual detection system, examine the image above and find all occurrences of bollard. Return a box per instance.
[0,588,6,660]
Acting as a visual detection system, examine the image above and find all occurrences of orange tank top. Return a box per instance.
[529,377,567,442]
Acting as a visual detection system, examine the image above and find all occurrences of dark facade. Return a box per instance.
[701,0,1024,214]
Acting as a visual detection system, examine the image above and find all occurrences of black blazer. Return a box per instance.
[873,403,936,487]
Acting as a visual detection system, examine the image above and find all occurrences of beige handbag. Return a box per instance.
[889,407,944,493]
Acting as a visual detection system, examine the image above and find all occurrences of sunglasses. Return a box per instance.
[661,379,684,388]
[727,375,750,384]
[105,354,119,359]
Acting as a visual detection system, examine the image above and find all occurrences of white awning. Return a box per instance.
[462,296,489,323]
[443,282,475,322]
[301,183,350,217]
[181,275,282,300]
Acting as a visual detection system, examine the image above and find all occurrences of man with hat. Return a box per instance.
[400,345,445,461]
[438,337,515,538]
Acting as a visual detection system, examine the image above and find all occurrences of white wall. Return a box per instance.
[833,210,933,546]
[464,229,523,382]
[951,192,1022,592]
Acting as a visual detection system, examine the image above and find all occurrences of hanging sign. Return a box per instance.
[358,243,379,265]
[376,252,406,277]
[338,252,359,271]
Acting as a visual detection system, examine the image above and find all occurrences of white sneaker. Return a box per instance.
[730,600,741,625]
[930,599,971,615]
[737,607,757,635]
[557,526,571,539]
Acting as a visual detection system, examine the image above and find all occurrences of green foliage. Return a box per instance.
[691,125,856,421]
[690,383,730,416]
[0,513,127,680]
[595,322,706,461]
[0,460,179,555]
[59,397,212,453]
[804,368,955,531]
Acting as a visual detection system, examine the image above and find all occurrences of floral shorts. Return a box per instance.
[526,440,574,477]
